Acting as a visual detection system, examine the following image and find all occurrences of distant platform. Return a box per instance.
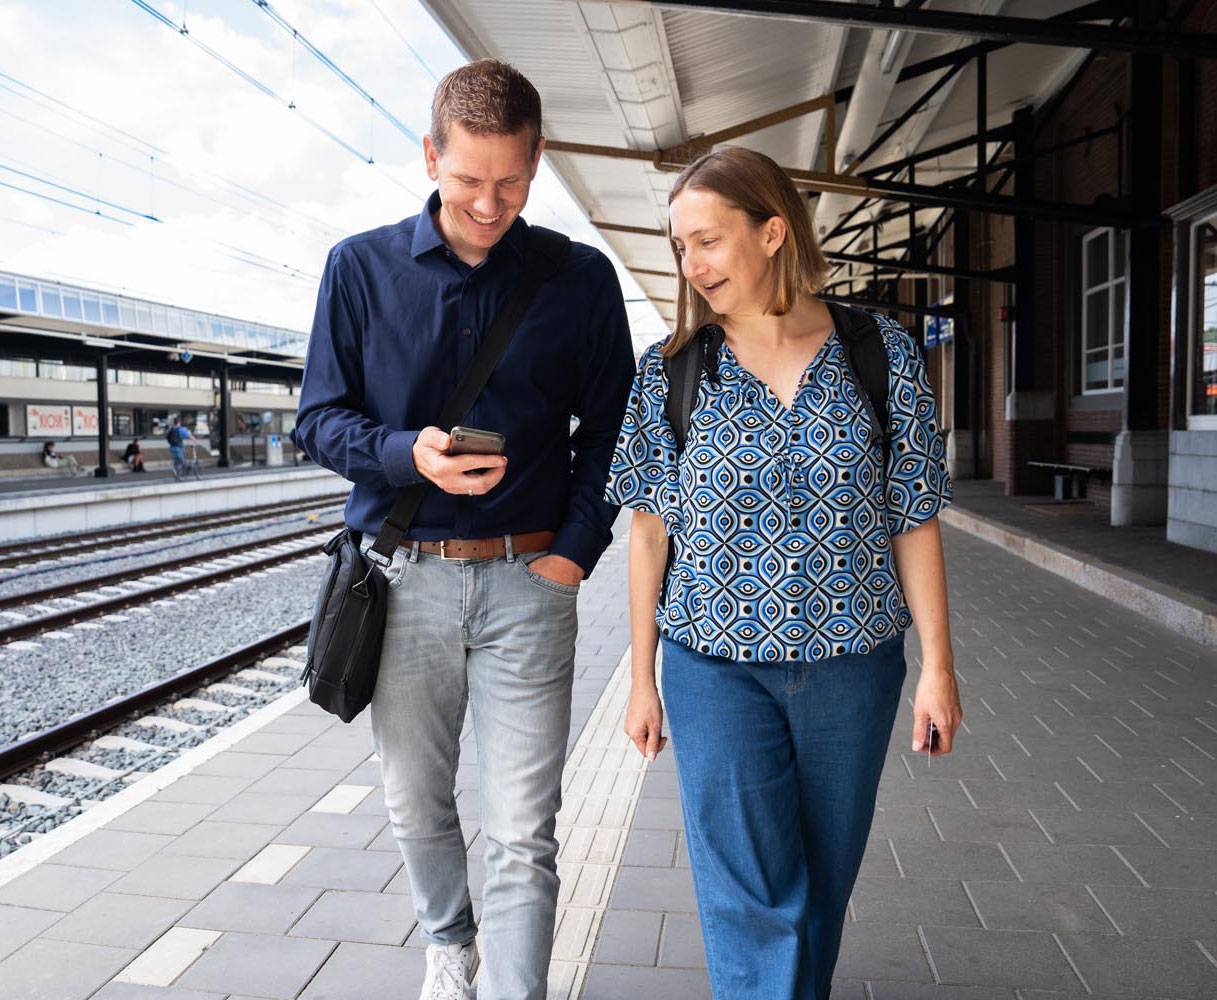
[0,465,347,540]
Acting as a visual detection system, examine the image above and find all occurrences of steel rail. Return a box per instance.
[0,520,344,612]
[0,620,310,780]
[0,534,330,644]
[0,493,347,568]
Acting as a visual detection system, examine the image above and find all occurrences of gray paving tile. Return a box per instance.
[230,731,317,756]
[581,963,712,999]
[0,937,136,1000]
[1088,884,1217,937]
[41,891,191,949]
[298,940,426,999]
[868,984,1017,1000]
[0,863,120,912]
[876,777,983,809]
[639,770,680,799]
[92,984,227,1000]
[281,846,401,891]
[281,743,373,773]
[259,714,335,736]
[289,889,416,945]
[1113,845,1217,890]
[276,812,387,849]
[104,800,216,837]
[889,840,1019,881]
[1027,809,1166,847]
[835,923,935,983]
[246,767,349,797]
[658,912,706,969]
[190,750,287,779]
[859,838,901,877]
[206,792,318,825]
[176,931,335,998]
[964,881,1117,933]
[928,806,1051,844]
[180,882,321,934]
[850,877,980,928]
[609,866,697,912]
[628,797,684,830]
[153,774,254,805]
[382,865,411,895]
[1141,813,1217,849]
[107,854,240,901]
[50,830,174,872]
[1056,780,1195,816]
[593,909,662,965]
[868,805,943,841]
[958,779,1074,811]
[342,760,382,786]
[1001,844,1142,885]
[364,821,397,852]
[920,926,1081,990]
[898,753,1001,779]
[161,821,280,859]
[620,829,677,867]
[1055,932,1217,998]
[0,903,62,960]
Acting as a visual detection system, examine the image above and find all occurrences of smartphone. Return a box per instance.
[448,426,505,456]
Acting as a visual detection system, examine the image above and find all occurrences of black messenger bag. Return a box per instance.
[302,227,571,722]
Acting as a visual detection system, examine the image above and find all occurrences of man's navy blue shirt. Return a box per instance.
[295,191,635,574]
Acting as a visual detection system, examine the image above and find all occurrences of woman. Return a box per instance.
[605,147,962,999]
[42,440,82,475]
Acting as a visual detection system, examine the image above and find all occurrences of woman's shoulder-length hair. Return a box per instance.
[662,146,829,359]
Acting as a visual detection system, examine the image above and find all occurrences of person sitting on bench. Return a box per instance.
[123,438,147,473]
[42,441,83,476]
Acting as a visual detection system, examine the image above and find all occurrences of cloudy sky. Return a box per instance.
[0,0,667,349]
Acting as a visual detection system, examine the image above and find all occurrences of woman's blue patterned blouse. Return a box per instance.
[605,312,952,664]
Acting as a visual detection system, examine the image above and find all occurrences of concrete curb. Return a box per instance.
[940,506,1217,649]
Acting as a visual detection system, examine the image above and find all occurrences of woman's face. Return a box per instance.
[669,187,784,318]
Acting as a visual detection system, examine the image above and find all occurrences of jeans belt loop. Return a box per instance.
[408,541,421,564]
[504,533,515,563]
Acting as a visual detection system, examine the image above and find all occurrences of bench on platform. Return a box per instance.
[1027,460,1110,501]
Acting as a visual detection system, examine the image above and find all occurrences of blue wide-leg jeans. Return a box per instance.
[660,635,907,1000]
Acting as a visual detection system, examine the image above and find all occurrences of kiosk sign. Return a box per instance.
[26,404,72,437]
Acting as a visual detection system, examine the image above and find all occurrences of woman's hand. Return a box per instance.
[911,663,962,756]
[625,682,668,761]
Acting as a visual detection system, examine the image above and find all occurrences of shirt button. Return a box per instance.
[462,327,473,337]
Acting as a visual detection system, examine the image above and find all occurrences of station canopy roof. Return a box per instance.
[418,0,1165,328]
[0,269,307,373]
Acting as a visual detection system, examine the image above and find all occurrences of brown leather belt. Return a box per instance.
[406,530,556,561]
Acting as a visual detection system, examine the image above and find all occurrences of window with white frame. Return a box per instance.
[1080,227,1127,393]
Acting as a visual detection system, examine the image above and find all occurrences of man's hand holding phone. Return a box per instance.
[412,426,507,496]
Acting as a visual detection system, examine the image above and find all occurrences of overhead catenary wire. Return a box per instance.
[0,75,348,242]
[0,179,135,227]
[366,0,440,81]
[127,0,426,201]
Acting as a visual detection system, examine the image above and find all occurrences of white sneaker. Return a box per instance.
[420,940,479,1000]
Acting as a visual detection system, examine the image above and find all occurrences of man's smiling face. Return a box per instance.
[424,121,544,266]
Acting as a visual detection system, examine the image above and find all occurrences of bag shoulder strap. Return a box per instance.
[369,226,571,561]
[663,324,725,454]
[824,301,891,468]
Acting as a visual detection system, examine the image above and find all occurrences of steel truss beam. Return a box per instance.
[594,1,1217,58]
[819,293,961,319]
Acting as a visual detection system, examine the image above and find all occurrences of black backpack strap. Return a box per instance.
[663,323,725,454]
[368,226,571,563]
[825,301,890,469]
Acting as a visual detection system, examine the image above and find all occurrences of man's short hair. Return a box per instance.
[430,59,542,153]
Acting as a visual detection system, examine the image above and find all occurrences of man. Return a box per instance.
[295,60,634,1000]
[166,418,189,476]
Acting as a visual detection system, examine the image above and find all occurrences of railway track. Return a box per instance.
[0,523,340,645]
[0,621,311,855]
[0,492,348,569]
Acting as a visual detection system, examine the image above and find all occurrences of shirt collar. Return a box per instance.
[411,189,528,262]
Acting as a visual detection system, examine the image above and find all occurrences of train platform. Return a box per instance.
[0,465,344,539]
[0,507,1215,1000]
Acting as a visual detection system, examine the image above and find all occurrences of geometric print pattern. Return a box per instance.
[605,312,952,664]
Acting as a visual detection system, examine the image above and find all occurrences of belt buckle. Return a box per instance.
[439,540,455,560]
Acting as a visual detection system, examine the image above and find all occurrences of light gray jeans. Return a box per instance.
[367,540,578,1000]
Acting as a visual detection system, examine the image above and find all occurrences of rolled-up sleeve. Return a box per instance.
[604,343,681,534]
[549,255,636,575]
[295,245,424,490]
[882,324,952,535]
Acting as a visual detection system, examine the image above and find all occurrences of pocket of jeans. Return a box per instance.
[517,552,580,597]
[359,538,409,589]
